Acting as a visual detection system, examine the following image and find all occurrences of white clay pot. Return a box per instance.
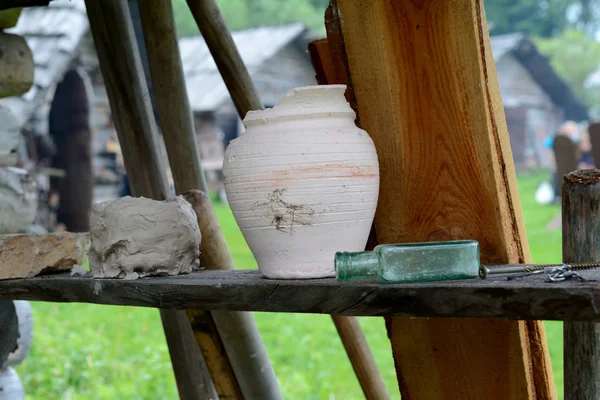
[223,84,379,279]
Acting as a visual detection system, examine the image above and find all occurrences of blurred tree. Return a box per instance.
[484,0,600,37]
[172,0,329,37]
[535,29,600,107]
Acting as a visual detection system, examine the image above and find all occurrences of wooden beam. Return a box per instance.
[3,269,600,321]
[308,38,390,400]
[135,1,282,397]
[83,1,215,399]
[563,169,600,400]
[331,1,555,399]
[185,0,263,117]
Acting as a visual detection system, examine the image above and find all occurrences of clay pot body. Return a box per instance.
[223,85,379,279]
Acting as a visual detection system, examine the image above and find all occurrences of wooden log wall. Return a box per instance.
[329,1,555,399]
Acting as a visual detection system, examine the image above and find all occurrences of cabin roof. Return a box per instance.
[179,23,308,111]
[490,33,588,121]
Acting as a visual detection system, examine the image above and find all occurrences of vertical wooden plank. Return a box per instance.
[332,1,555,399]
[135,2,281,398]
[308,38,390,400]
[83,1,216,399]
[562,169,600,400]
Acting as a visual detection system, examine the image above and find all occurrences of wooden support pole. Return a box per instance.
[308,38,390,400]
[330,1,555,399]
[83,1,216,399]
[185,0,263,116]
[136,2,282,398]
[563,169,600,400]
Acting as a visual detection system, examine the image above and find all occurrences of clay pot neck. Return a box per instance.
[243,85,355,127]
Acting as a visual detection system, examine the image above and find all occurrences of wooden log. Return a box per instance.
[4,269,600,321]
[0,33,33,98]
[331,1,555,399]
[0,302,18,369]
[563,169,600,400]
[83,2,216,399]
[186,0,263,117]
[308,38,390,400]
[135,1,281,397]
[0,232,87,280]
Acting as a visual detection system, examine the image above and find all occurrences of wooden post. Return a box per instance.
[135,1,282,399]
[185,0,263,116]
[330,1,555,399]
[562,169,600,400]
[308,38,390,400]
[83,1,216,399]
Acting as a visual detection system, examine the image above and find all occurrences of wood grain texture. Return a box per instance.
[308,39,390,400]
[185,0,263,118]
[562,169,600,400]
[2,269,600,321]
[332,1,554,399]
[84,2,214,399]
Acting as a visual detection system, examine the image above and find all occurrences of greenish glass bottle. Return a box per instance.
[335,240,480,283]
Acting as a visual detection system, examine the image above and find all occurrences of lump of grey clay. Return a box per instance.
[89,196,200,279]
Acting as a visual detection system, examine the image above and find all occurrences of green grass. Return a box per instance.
[16,171,564,399]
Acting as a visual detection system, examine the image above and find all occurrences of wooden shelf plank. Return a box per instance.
[1,269,600,321]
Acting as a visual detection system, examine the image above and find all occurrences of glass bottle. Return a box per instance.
[335,240,480,283]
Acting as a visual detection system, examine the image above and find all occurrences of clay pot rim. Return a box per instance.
[243,84,354,125]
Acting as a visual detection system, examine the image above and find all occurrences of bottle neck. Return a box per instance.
[335,251,379,281]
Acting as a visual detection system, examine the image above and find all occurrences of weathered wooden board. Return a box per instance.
[1,270,600,322]
[308,38,390,400]
[563,170,600,400]
[332,1,554,399]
